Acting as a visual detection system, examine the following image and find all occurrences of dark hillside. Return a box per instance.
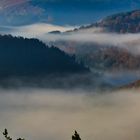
[0,35,88,78]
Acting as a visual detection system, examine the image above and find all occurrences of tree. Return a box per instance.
[3,129,24,140]
[72,131,81,140]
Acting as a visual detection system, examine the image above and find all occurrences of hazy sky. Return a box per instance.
[0,0,140,26]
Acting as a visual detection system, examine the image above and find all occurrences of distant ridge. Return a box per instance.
[48,30,61,34]
[70,9,140,33]
[98,9,140,33]
[120,80,140,89]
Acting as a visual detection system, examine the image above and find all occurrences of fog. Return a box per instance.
[0,23,76,37]
[2,24,140,55]
[42,32,140,55]
[0,89,140,140]
[1,23,140,56]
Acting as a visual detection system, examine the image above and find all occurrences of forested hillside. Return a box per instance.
[0,35,88,77]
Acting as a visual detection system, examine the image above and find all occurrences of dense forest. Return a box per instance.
[0,35,88,78]
[98,10,140,33]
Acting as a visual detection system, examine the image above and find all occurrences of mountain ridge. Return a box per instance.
[69,9,140,33]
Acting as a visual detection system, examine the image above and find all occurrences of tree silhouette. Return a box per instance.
[72,131,81,140]
[3,129,24,140]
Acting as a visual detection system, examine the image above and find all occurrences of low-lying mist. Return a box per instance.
[2,25,140,55]
[0,89,140,140]
[0,23,140,54]
[0,71,139,90]
[43,32,140,55]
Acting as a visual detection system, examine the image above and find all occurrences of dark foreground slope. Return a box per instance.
[0,35,88,78]
[0,35,115,90]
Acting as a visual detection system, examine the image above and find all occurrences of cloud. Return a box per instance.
[0,0,29,10]
[0,0,48,26]
[42,32,140,55]
[0,23,76,37]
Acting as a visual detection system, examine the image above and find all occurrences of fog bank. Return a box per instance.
[0,89,140,140]
[1,24,140,55]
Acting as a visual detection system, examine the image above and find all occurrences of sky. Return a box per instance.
[0,0,140,26]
